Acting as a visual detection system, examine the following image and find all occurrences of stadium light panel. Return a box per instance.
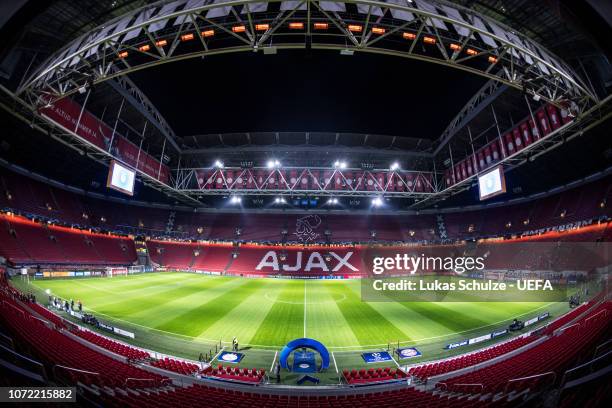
[466,48,478,56]
[180,33,195,41]
[155,39,168,47]
[403,32,416,40]
[267,159,280,169]
[232,25,246,33]
[255,24,270,31]
[314,23,329,30]
[423,36,436,44]
[488,56,498,63]
[138,44,150,52]
[202,29,215,37]
[371,27,385,35]
[449,43,461,51]
[289,22,304,30]
[348,25,363,33]
[118,51,128,58]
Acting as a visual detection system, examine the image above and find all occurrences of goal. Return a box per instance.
[106,267,128,277]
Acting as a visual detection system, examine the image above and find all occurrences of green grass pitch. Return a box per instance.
[24,272,568,363]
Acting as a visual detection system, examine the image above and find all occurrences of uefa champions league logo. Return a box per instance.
[221,353,239,362]
[399,348,418,358]
[294,215,322,243]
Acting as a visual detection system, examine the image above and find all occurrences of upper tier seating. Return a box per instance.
[1,167,610,244]
[0,214,137,265]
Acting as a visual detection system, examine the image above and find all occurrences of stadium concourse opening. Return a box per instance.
[0,0,611,407]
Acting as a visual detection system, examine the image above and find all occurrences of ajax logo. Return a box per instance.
[294,215,322,243]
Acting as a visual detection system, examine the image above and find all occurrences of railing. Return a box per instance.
[125,377,171,388]
[437,382,484,393]
[504,371,556,394]
[560,349,612,388]
[53,364,101,386]
[0,344,47,383]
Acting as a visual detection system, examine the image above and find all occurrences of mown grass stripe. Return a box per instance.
[155,279,267,337]
[249,280,304,346]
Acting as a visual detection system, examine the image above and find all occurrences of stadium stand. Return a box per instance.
[71,328,150,361]
[1,168,610,245]
[407,335,536,382]
[90,382,502,408]
[150,358,200,376]
[0,276,608,407]
[343,367,408,384]
[438,301,611,394]
[205,365,266,383]
[0,214,137,266]
[0,290,167,389]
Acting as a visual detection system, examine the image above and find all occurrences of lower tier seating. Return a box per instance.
[71,328,150,361]
[0,292,167,389]
[408,335,536,381]
[92,382,506,408]
[439,302,611,394]
[150,358,200,376]
[205,364,265,383]
[343,367,407,384]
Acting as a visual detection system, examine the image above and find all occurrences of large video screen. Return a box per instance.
[478,165,506,200]
[107,160,136,196]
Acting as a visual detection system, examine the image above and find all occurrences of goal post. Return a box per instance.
[106,267,128,277]
[128,265,146,274]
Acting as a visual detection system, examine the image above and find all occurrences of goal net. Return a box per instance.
[106,267,128,277]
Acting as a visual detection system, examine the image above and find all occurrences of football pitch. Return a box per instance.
[23,272,569,363]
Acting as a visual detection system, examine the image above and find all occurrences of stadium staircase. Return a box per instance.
[165,211,176,235]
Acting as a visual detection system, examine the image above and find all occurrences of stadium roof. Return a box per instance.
[0,0,610,209]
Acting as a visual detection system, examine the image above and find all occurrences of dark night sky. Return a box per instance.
[129,50,486,138]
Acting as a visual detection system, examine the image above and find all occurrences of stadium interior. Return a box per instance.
[0,0,611,407]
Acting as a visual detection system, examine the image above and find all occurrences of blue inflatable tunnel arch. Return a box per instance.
[279,338,330,371]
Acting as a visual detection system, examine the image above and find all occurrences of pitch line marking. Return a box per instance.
[263,292,346,305]
[71,301,555,351]
[331,352,339,373]
[303,281,307,338]
[270,351,278,372]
